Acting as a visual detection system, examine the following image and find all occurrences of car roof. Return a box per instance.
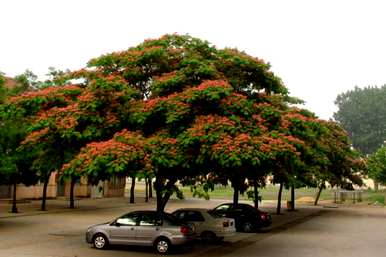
[128,210,169,215]
[173,208,208,212]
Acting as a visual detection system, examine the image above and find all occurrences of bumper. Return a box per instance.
[85,231,93,243]
[170,235,196,246]
[212,228,236,238]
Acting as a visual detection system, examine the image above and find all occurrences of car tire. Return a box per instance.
[154,237,171,254]
[241,221,254,233]
[201,231,217,243]
[93,233,109,249]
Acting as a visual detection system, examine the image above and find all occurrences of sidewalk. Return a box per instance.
[0,196,153,218]
[0,196,325,229]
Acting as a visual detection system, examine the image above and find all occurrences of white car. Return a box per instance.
[172,208,236,242]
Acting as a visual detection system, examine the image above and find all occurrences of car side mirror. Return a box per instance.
[111,221,120,227]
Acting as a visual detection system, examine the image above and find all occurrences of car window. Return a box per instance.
[173,211,186,220]
[116,213,139,226]
[139,213,160,226]
[163,213,182,226]
[208,210,222,218]
[185,211,205,222]
[214,204,230,212]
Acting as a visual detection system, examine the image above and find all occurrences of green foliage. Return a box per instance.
[0,34,363,211]
[368,146,386,184]
[334,85,386,154]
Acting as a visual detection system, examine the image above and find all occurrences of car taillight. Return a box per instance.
[260,213,267,220]
[180,226,190,235]
[223,221,229,227]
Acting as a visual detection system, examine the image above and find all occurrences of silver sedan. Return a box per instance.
[86,210,196,254]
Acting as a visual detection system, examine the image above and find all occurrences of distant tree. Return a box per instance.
[0,72,6,103]
[14,70,38,92]
[367,146,386,186]
[334,86,386,154]
[0,108,38,212]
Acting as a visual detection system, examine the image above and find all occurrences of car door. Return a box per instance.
[109,213,139,245]
[134,213,161,245]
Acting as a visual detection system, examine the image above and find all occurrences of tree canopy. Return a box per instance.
[1,34,363,212]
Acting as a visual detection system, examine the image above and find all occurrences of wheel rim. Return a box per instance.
[94,236,105,248]
[157,240,169,253]
[243,222,253,232]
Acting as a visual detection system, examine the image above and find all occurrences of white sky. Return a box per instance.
[1,0,386,120]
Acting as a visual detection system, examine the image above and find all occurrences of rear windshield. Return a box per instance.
[208,210,222,218]
[163,213,183,225]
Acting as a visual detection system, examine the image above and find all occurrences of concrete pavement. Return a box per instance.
[0,196,327,257]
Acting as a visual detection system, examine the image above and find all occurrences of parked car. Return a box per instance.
[172,208,236,242]
[86,210,196,254]
[211,203,272,233]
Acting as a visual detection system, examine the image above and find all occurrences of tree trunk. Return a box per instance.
[314,184,323,206]
[289,185,295,211]
[253,178,259,209]
[130,176,135,204]
[148,178,153,198]
[276,183,283,215]
[232,181,239,207]
[145,178,149,202]
[11,180,18,213]
[69,177,76,209]
[155,177,176,214]
[41,176,49,211]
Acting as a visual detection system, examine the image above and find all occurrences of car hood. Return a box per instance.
[88,222,110,229]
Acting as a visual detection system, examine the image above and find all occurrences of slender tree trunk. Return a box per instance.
[69,177,76,209]
[41,176,49,211]
[130,176,135,204]
[314,184,323,206]
[232,180,239,207]
[11,180,18,213]
[253,178,259,209]
[289,185,295,211]
[145,178,149,202]
[276,183,284,215]
[148,178,153,198]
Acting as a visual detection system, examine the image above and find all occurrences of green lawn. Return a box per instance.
[131,182,386,205]
[176,185,333,201]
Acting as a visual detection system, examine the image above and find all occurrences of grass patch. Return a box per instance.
[362,190,386,205]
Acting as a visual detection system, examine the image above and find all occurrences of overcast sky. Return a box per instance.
[1,0,386,119]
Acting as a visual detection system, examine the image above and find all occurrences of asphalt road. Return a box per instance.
[0,200,385,257]
[215,206,386,257]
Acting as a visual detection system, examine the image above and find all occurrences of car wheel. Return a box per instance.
[155,237,171,254]
[241,221,254,233]
[93,233,109,249]
[201,231,217,243]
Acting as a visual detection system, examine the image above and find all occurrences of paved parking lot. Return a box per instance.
[0,197,323,257]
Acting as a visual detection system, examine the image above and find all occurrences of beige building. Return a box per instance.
[0,173,126,200]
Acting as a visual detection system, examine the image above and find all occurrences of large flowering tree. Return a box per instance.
[4,35,363,212]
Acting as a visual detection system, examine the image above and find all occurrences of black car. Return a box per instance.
[210,203,272,232]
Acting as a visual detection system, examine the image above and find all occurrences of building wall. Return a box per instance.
[103,176,126,197]
[0,185,11,198]
[6,173,57,199]
[64,176,91,198]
